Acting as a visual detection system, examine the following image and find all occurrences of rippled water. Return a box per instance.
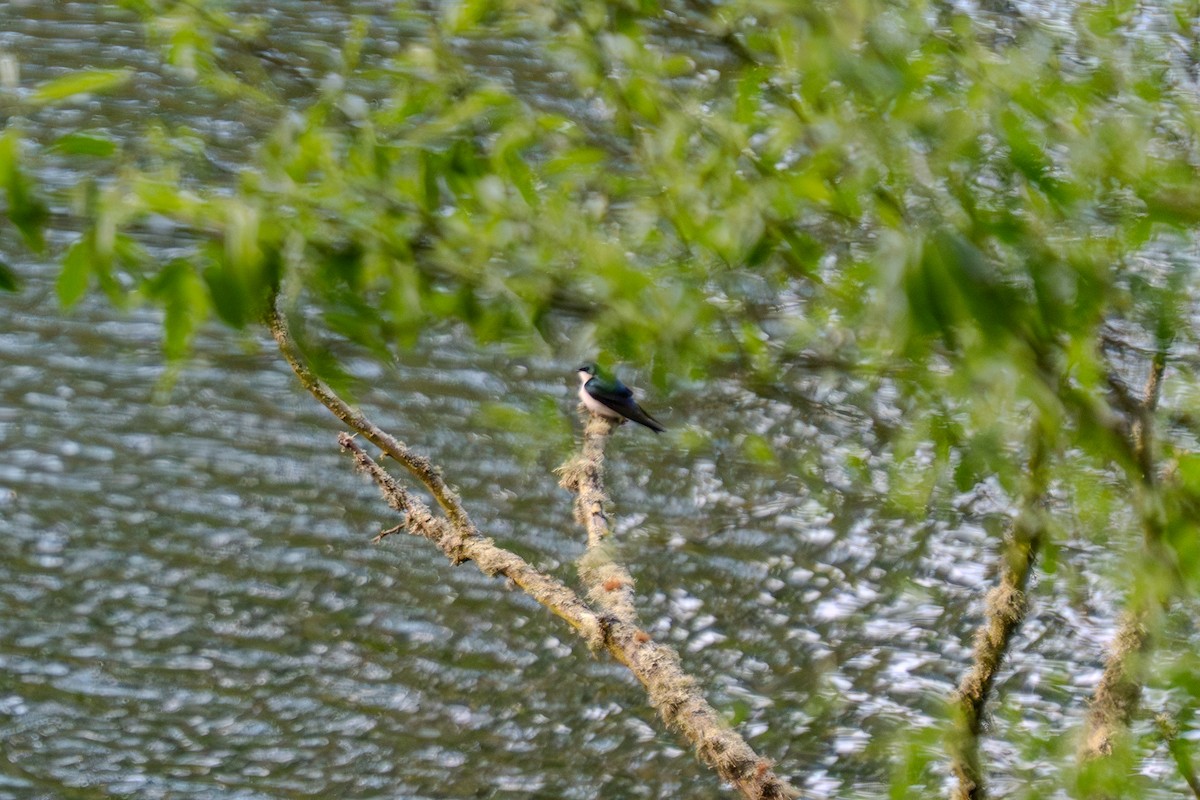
[0,3,1176,799]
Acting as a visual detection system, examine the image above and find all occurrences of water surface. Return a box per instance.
[0,3,1171,798]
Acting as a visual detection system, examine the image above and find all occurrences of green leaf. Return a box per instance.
[58,236,92,308]
[30,69,132,105]
[740,434,778,466]
[51,132,118,158]
[0,132,49,252]
[203,261,250,328]
[0,259,20,292]
[1174,453,1200,496]
[444,0,490,32]
[725,698,751,727]
[147,259,208,360]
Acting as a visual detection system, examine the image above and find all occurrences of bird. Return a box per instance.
[576,363,665,433]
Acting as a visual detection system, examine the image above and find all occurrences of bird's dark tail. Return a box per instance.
[630,406,665,433]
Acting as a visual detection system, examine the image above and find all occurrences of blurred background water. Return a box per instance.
[0,3,1175,798]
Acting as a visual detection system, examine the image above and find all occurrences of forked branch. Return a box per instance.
[266,300,799,800]
[265,303,474,532]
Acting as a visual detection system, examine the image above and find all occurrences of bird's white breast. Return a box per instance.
[579,385,621,418]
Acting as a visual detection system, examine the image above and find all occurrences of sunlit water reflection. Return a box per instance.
[0,3,1177,799]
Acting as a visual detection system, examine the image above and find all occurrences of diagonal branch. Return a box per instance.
[340,433,605,643]
[265,301,475,533]
[1082,352,1169,762]
[558,410,801,800]
[1158,712,1200,800]
[268,299,800,799]
[949,421,1050,800]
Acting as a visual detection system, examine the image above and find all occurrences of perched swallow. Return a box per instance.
[576,363,665,433]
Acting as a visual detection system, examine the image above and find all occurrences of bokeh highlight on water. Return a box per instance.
[0,3,1170,798]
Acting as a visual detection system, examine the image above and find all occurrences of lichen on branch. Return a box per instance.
[268,298,799,800]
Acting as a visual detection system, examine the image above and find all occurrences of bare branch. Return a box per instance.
[949,422,1050,800]
[265,301,475,533]
[1083,352,1170,762]
[1084,612,1149,759]
[558,409,801,800]
[557,412,640,625]
[1132,353,1167,485]
[1158,713,1200,799]
[269,299,799,798]
[340,434,606,645]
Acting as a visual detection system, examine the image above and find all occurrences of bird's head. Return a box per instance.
[576,363,597,384]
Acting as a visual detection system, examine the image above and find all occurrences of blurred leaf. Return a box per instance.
[324,307,393,361]
[30,69,132,104]
[50,131,118,157]
[0,131,49,252]
[0,259,20,292]
[1174,454,1200,496]
[203,259,251,328]
[57,236,93,308]
[740,433,777,467]
[725,699,751,727]
[146,259,209,360]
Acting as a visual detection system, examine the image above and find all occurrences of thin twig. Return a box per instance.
[1133,352,1167,485]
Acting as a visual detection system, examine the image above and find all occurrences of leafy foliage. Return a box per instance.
[7,0,1200,794]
